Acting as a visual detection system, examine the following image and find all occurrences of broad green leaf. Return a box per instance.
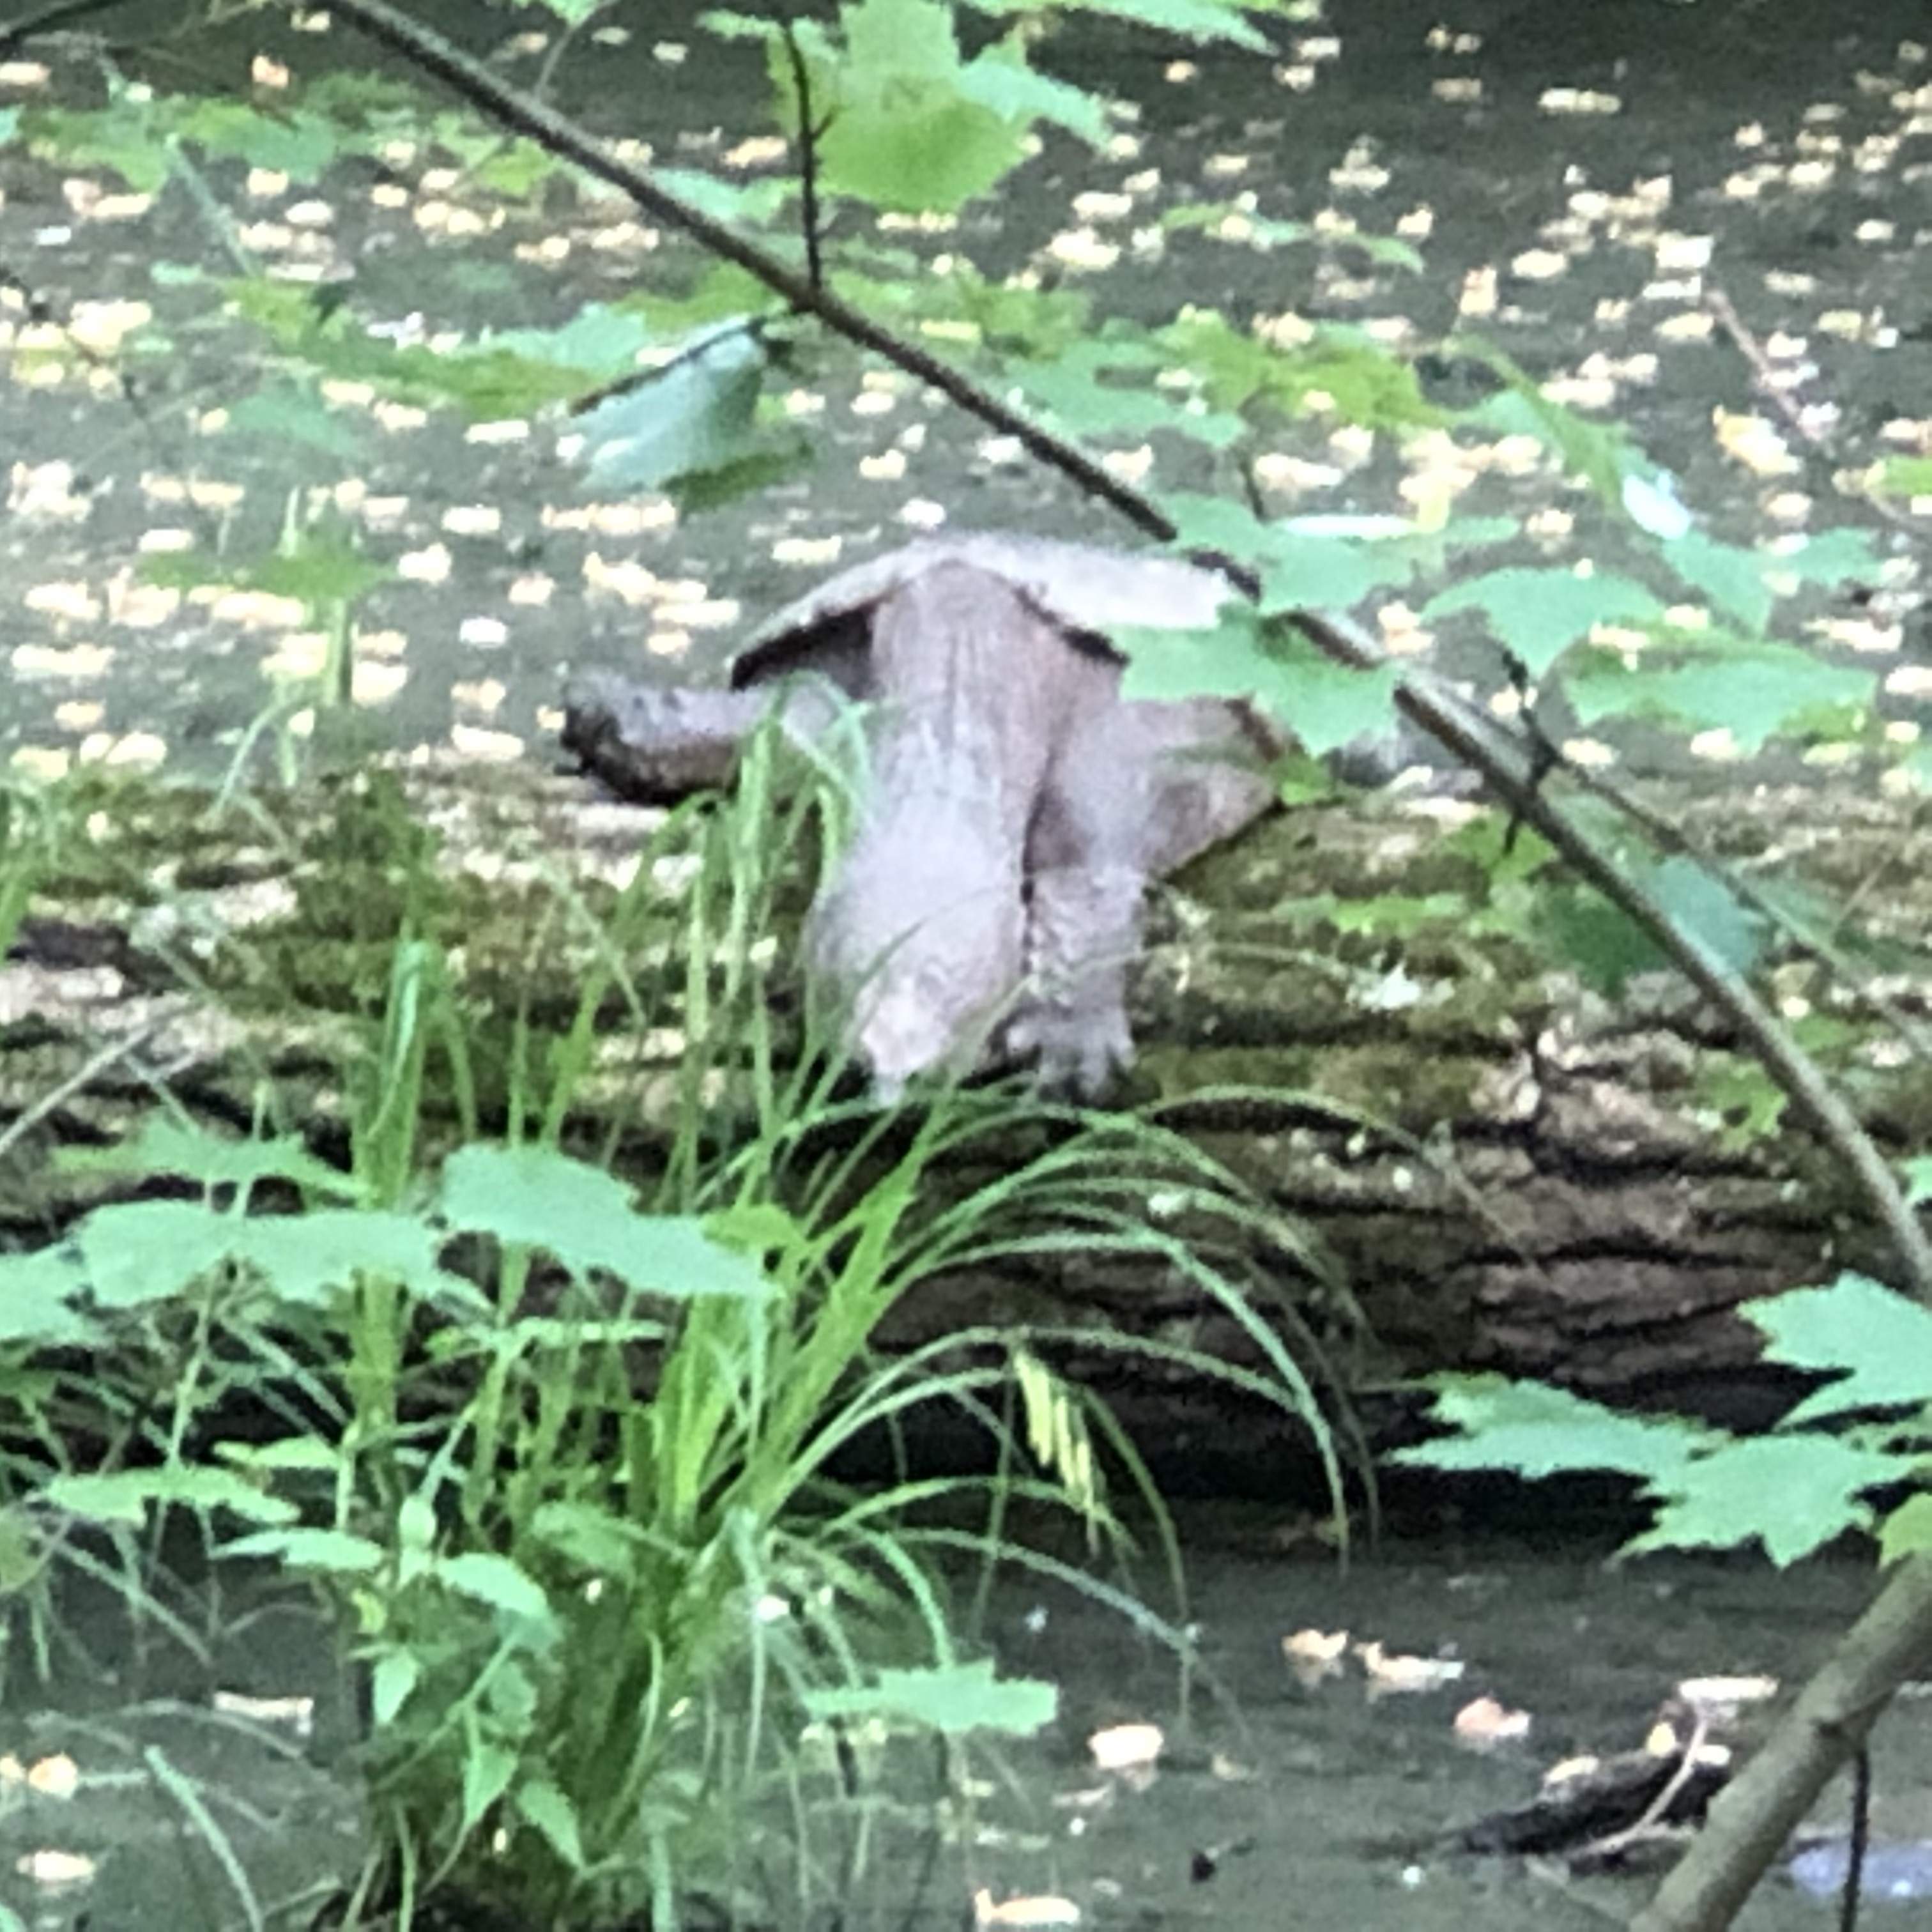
[1119,606,1397,751]
[529,1501,643,1580]
[222,1527,387,1572]
[1877,455,1932,500]
[1535,885,1666,997]
[224,384,369,460]
[229,1211,448,1309]
[74,1200,239,1309]
[576,320,769,494]
[515,1779,585,1869]
[485,304,658,376]
[1565,636,1873,754]
[217,1435,341,1473]
[1423,568,1664,677]
[1905,1158,1932,1208]
[46,1467,296,1528]
[372,1649,421,1725]
[1632,1434,1904,1566]
[24,104,171,194]
[1660,530,1775,630]
[60,1118,357,1197]
[142,540,392,613]
[1646,856,1764,977]
[967,0,1270,51]
[655,165,795,226]
[1020,355,1245,448]
[461,1736,518,1837]
[0,1245,98,1343]
[1749,1274,1932,1423]
[436,1553,558,1636]
[958,35,1110,145]
[438,1144,773,1299]
[172,99,339,179]
[804,1660,1057,1736]
[1879,1494,1932,1567]
[1391,1375,1709,1481]
[818,0,1028,212]
[1466,367,1634,504]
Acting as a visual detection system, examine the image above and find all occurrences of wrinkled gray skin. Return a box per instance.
[562,534,1277,1098]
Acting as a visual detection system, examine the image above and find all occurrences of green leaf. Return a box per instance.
[1646,856,1764,976]
[1878,1493,1932,1567]
[1465,363,1634,504]
[1748,1274,1932,1423]
[958,33,1110,146]
[228,1211,448,1309]
[514,1779,585,1869]
[1424,568,1664,677]
[1020,352,1245,448]
[656,164,795,226]
[966,0,1270,51]
[461,1737,518,1838]
[0,1245,98,1343]
[804,1660,1057,1736]
[435,1553,558,1635]
[576,319,770,494]
[438,1145,773,1299]
[528,1501,643,1580]
[1534,885,1666,996]
[806,0,1034,213]
[217,1435,341,1473]
[45,1468,297,1528]
[1565,635,1874,754]
[24,103,171,194]
[61,1118,358,1197]
[172,99,340,179]
[223,384,369,461]
[223,1526,387,1572]
[1391,1375,1709,1481]
[1632,1434,1904,1566]
[371,1649,421,1726]
[75,1200,240,1309]
[1876,455,1932,501]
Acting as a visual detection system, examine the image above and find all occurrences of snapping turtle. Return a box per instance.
[563,532,1279,1096]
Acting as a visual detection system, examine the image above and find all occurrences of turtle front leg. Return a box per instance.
[562,671,839,804]
[1008,704,1153,1098]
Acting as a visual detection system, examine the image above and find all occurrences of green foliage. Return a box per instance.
[1397,1272,1932,1567]
[574,318,805,500]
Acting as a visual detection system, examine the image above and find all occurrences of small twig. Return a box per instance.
[1577,1713,1713,1866]
[781,21,825,295]
[1705,284,1923,537]
[0,1018,164,1162]
[1839,1745,1871,1932]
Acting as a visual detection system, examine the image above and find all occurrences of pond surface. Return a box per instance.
[0,0,1924,776]
[3,1513,1925,1931]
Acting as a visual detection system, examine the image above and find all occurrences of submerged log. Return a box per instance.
[3,751,1930,1438]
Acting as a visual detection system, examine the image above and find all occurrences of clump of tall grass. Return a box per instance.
[0,723,1354,1930]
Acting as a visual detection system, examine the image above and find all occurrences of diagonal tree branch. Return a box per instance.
[320,0,1932,1304]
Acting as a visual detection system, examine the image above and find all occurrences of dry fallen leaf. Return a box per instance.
[1356,1640,1466,1696]
[1088,1722,1163,1773]
[974,1890,1081,1928]
[1452,1696,1532,1748]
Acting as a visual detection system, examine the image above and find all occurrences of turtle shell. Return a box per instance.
[728,532,1236,691]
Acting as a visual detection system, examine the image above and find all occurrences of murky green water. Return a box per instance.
[4,1515,1924,1931]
